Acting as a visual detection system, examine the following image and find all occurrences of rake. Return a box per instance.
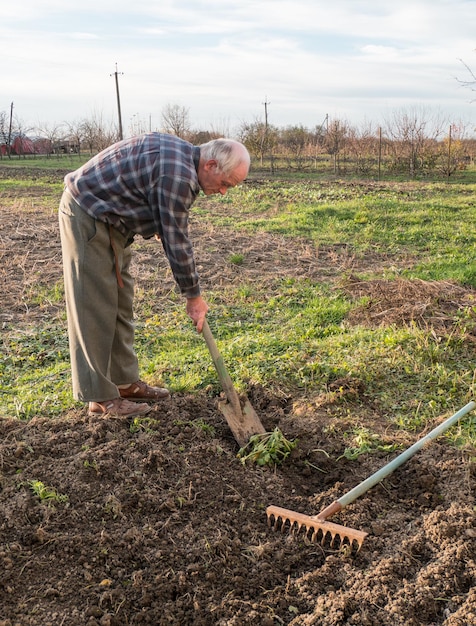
[267,400,476,551]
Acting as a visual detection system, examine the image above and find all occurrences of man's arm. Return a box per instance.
[150,177,201,298]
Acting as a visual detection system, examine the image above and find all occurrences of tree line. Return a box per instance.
[1,102,475,179]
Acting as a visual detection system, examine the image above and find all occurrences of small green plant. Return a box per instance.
[129,416,160,434]
[171,418,216,437]
[229,252,245,265]
[28,480,68,506]
[13,398,36,420]
[176,496,187,508]
[83,459,99,473]
[237,428,297,467]
[338,427,401,461]
[190,418,216,436]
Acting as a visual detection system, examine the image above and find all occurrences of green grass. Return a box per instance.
[134,284,475,430]
[0,154,89,170]
[1,324,72,418]
[210,179,476,286]
[1,171,476,447]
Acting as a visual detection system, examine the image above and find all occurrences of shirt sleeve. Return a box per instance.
[150,176,201,298]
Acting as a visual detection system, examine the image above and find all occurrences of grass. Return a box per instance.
[1,169,476,447]
[215,179,476,286]
[0,154,88,170]
[134,277,476,438]
[1,324,71,418]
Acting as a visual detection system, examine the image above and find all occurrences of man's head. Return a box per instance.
[197,139,250,196]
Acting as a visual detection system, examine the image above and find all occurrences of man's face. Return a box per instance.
[198,160,249,196]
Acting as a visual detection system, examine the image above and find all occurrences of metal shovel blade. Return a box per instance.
[218,397,266,447]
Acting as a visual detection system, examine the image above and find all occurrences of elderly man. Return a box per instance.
[59,133,250,418]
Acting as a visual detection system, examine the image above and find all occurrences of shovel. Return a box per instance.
[267,400,476,551]
[202,319,266,447]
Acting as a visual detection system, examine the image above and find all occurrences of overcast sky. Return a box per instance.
[2,0,476,137]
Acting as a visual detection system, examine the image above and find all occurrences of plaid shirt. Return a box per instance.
[64,133,202,298]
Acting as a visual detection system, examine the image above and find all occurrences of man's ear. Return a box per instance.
[204,159,218,171]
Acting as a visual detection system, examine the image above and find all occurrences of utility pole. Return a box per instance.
[447,124,452,179]
[378,126,382,181]
[111,63,124,140]
[7,101,13,158]
[262,96,273,173]
[262,96,270,132]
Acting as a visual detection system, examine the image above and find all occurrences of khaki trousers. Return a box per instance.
[58,190,139,402]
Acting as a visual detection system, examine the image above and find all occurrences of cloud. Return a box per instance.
[1,0,475,131]
[70,32,100,40]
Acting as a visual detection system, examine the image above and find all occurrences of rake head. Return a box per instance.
[266,505,368,552]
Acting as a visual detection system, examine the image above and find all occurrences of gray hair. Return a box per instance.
[199,138,250,174]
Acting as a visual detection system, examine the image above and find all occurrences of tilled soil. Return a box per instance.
[1,169,476,625]
[1,399,475,626]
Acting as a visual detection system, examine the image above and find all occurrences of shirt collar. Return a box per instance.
[192,146,200,173]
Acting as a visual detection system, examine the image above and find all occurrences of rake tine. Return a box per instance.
[267,505,368,551]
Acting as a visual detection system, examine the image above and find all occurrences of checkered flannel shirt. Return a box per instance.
[64,133,202,298]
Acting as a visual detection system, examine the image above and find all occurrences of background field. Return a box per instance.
[1,165,476,625]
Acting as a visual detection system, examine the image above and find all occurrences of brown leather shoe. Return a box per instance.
[119,380,170,402]
[88,397,152,417]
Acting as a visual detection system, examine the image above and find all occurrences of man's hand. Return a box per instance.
[186,295,209,333]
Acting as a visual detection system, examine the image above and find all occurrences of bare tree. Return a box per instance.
[35,122,66,156]
[347,121,380,176]
[161,104,191,139]
[63,120,85,155]
[0,107,22,159]
[457,58,476,98]
[187,130,220,145]
[0,111,10,158]
[325,118,350,174]
[79,112,119,154]
[209,117,232,138]
[237,118,278,166]
[435,122,469,177]
[384,107,447,177]
[280,125,309,168]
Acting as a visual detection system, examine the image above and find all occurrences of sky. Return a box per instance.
[2,0,476,137]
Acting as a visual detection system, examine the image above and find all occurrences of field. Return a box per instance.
[1,164,476,625]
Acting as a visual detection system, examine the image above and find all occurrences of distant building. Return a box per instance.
[0,135,80,156]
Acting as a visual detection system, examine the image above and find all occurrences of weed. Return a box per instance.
[13,398,36,420]
[83,459,99,473]
[237,428,297,467]
[170,418,216,437]
[28,480,68,506]
[190,418,216,436]
[338,427,401,461]
[129,416,160,434]
[229,253,245,265]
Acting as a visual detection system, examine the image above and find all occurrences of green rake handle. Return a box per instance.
[318,400,476,520]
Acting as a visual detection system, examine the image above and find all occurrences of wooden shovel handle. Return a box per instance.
[201,319,242,415]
